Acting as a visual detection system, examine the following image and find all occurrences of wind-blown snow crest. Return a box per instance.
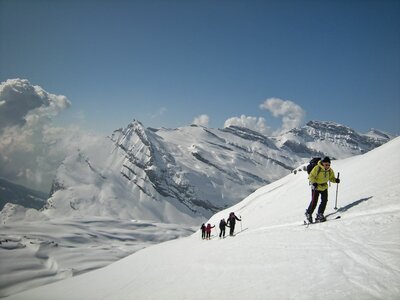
[7,137,400,300]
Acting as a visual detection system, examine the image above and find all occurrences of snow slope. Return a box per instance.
[7,137,400,300]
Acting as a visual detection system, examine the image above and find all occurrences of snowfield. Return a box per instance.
[5,137,400,299]
[0,218,193,298]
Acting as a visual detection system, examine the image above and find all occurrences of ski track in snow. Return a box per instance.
[323,216,400,298]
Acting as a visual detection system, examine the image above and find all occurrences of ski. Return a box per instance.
[233,227,248,235]
[222,227,249,237]
[303,215,341,227]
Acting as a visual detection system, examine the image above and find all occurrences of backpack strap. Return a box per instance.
[317,165,322,176]
[309,165,322,186]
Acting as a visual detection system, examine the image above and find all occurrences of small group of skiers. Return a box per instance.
[200,212,242,240]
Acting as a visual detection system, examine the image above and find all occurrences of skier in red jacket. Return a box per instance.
[206,223,215,240]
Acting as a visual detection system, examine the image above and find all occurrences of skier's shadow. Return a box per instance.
[326,196,373,218]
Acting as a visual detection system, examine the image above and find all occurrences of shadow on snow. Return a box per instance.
[326,196,373,218]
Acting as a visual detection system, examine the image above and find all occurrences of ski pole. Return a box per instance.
[240,215,243,232]
[334,172,340,210]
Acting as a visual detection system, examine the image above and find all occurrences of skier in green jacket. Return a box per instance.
[305,157,340,223]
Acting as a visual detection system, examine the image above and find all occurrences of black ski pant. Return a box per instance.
[307,189,328,215]
[219,227,226,238]
[229,224,235,236]
[201,230,206,239]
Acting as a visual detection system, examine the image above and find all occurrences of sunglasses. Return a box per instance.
[322,163,330,167]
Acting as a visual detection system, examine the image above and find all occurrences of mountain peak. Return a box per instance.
[111,119,151,149]
[127,119,145,128]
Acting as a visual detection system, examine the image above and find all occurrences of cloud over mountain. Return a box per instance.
[0,79,70,129]
[260,97,306,133]
[0,79,100,192]
[224,98,306,135]
[192,114,210,127]
[224,115,272,135]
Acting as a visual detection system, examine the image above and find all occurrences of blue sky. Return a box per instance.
[1,0,399,135]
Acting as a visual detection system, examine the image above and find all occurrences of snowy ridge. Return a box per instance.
[28,120,390,225]
[7,137,400,300]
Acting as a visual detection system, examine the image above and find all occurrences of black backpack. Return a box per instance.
[306,157,321,174]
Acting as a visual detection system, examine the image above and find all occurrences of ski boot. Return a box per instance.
[305,211,313,224]
[315,213,326,223]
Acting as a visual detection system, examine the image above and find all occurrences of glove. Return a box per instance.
[312,183,318,189]
[336,178,341,184]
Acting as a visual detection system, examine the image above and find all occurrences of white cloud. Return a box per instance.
[223,98,306,136]
[224,115,272,135]
[192,114,210,127]
[0,79,99,192]
[0,79,70,129]
[260,98,305,133]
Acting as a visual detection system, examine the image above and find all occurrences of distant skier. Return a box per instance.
[305,157,340,223]
[200,223,206,239]
[206,223,215,240]
[227,212,241,236]
[219,218,229,238]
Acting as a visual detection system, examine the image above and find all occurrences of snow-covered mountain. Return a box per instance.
[277,120,393,158]
[7,136,400,300]
[0,178,47,210]
[39,120,391,224]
